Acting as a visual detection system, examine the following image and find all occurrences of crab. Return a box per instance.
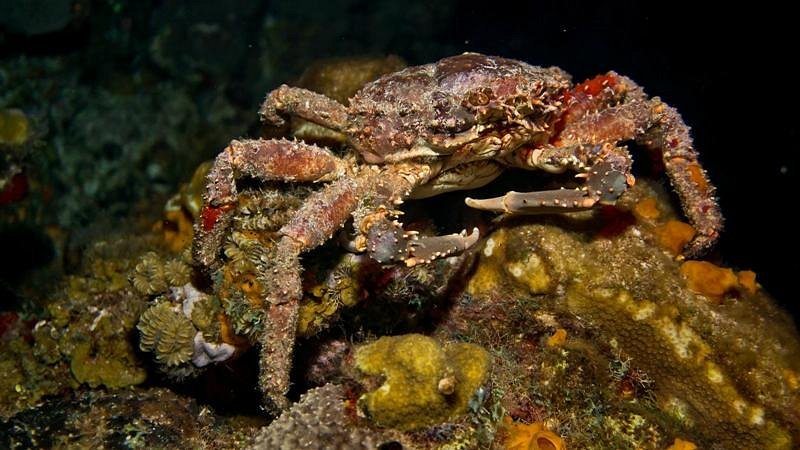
[193,53,722,411]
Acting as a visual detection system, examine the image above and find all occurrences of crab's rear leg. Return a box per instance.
[474,73,722,256]
[636,104,722,256]
[259,84,349,131]
[554,73,722,256]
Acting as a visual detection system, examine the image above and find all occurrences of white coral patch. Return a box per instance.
[632,302,655,321]
[192,332,236,367]
[483,237,496,257]
[749,406,765,425]
[705,362,724,384]
[657,318,706,360]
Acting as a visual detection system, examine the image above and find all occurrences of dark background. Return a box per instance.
[2,1,797,318]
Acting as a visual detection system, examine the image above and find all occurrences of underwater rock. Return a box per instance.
[249,383,397,450]
[149,0,263,82]
[0,55,245,230]
[353,333,490,431]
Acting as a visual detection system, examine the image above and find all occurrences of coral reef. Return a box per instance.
[353,333,491,431]
[249,383,397,449]
[437,180,800,449]
[1,15,798,446]
[0,387,259,449]
[0,236,155,417]
[137,283,241,379]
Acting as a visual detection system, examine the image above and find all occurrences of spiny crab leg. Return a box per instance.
[194,138,352,413]
[259,84,349,130]
[552,72,721,256]
[465,159,630,214]
[194,138,348,270]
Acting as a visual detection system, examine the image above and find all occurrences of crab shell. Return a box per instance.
[346,53,572,167]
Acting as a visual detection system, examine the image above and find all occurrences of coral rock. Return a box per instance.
[249,384,395,450]
[354,334,490,431]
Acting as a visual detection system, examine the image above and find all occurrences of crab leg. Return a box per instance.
[558,73,721,256]
[249,175,362,412]
[193,139,352,411]
[193,138,348,269]
[487,73,721,256]
[636,104,722,256]
[467,147,632,213]
[259,84,350,130]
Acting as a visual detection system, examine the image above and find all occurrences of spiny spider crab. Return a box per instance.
[193,53,722,411]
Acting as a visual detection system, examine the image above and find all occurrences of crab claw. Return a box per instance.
[465,158,634,215]
[364,214,480,267]
[466,189,596,214]
[404,228,480,267]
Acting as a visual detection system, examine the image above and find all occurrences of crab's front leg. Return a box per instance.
[193,138,348,270]
[467,143,633,213]
[351,164,481,267]
[257,176,363,412]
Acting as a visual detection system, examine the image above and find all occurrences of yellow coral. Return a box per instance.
[297,253,362,336]
[138,302,195,367]
[666,437,697,450]
[159,208,194,252]
[355,334,490,430]
[158,161,212,251]
[70,341,147,389]
[737,270,758,295]
[506,252,552,294]
[0,109,30,145]
[501,416,565,450]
